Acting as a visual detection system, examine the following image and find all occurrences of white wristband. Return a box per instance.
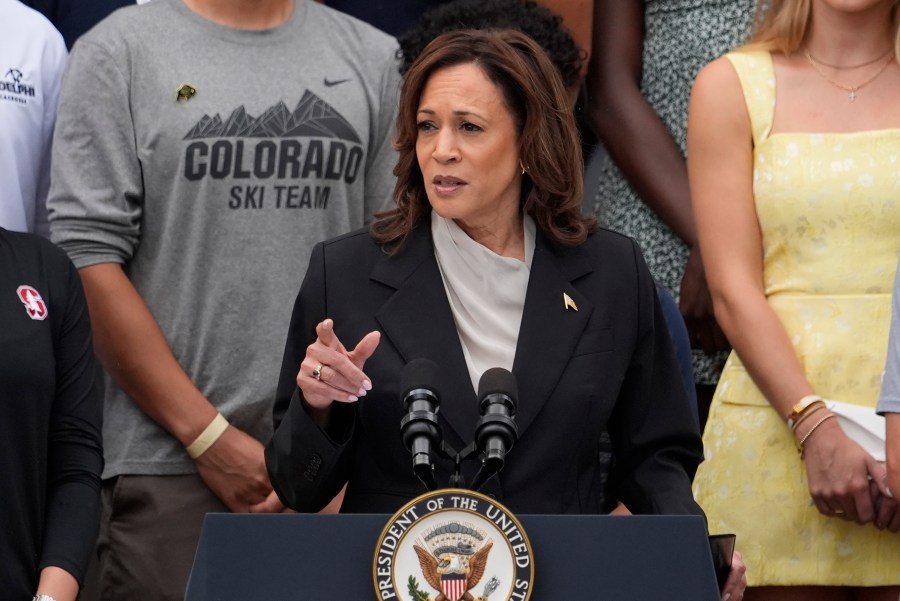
[185,413,229,459]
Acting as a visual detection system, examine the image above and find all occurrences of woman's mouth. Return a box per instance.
[433,175,466,194]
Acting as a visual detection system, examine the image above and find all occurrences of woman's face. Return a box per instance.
[415,63,523,235]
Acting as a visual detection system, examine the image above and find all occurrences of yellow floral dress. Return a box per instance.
[693,51,900,586]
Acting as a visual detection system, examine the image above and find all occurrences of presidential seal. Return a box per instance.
[372,489,534,601]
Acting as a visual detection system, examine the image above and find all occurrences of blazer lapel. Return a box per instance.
[370,226,596,445]
[512,234,594,437]
[371,228,480,445]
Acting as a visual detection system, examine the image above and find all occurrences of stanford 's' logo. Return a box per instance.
[17,285,48,320]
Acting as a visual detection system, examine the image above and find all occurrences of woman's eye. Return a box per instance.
[416,121,435,131]
[461,122,482,132]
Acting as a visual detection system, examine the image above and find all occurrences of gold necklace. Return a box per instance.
[804,49,895,102]
[805,47,894,70]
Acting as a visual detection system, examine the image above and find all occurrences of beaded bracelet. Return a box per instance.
[797,412,836,458]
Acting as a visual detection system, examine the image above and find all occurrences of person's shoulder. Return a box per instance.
[582,227,640,257]
[540,229,651,307]
[690,52,749,128]
[568,227,648,280]
[305,1,398,53]
[2,0,50,29]
[1,0,66,55]
[75,0,173,52]
[694,53,743,91]
[694,47,773,95]
[320,226,380,253]
[2,0,61,38]
[3,227,49,252]
[0,228,75,275]
[540,227,642,277]
[313,227,384,273]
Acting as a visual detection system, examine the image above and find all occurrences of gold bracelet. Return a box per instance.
[185,413,230,459]
[798,412,836,458]
[787,395,825,429]
[790,403,827,434]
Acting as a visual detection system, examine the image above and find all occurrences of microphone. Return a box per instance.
[470,367,518,491]
[399,358,443,491]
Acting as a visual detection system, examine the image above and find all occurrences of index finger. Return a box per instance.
[316,319,347,354]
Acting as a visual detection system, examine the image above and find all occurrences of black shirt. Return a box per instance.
[0,228,102,598]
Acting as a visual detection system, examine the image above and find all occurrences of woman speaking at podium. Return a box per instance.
[266,28,744,597]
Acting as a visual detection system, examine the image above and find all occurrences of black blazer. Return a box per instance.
[266,223,704,517]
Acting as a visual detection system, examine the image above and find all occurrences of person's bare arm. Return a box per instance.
[79,263,282,512]
[588,0,694,242]
[888,414,900,498]
[35,566,79,601]
[688,57,885,524]
[587,0,725,351]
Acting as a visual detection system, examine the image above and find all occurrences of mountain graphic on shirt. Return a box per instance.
[183,91,361,143]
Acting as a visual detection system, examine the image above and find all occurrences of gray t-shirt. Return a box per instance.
[48,0,401,477]
[878,266,900,415]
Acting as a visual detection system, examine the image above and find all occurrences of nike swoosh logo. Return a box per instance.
[324,78,351,87]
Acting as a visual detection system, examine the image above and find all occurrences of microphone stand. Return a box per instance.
[468,454,502,492]
[410,421,512,493]
[419,440,482,491]
[443,441,481,490]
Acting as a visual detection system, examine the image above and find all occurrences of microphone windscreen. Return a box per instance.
[477,367,518,405]
[400,358,442,401]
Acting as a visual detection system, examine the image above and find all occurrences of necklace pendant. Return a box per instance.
[848,89,857,102]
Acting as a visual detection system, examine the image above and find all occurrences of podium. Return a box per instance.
[186,512,722,600]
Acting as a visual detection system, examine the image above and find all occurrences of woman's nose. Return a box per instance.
[432,129,460,163]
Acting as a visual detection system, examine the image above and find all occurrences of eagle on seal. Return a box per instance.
[413,540,493,601]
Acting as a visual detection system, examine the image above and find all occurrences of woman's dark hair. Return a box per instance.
[397,0,584,89]
[372,29,596,250]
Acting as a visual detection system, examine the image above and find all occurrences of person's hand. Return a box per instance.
[679,246,729,353]
[873,494,900,532]
[801,417,887,524]
[250,489,293,514]
[871,469,900,532]
[194,425,284,513]
[720,550,746,601]
[298,318,381,412]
